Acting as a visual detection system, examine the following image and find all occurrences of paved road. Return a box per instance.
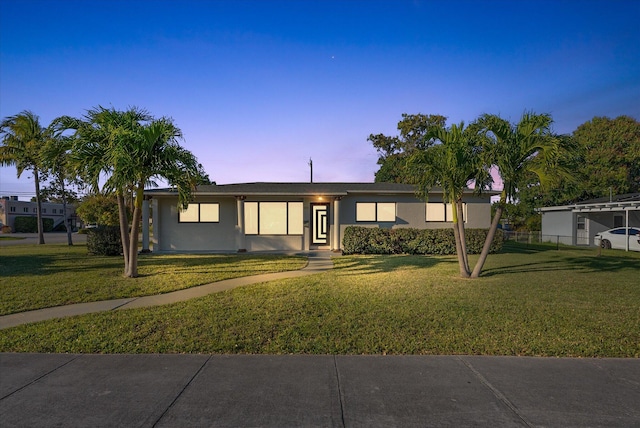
[1,353,638,427]
[0,232,87,246]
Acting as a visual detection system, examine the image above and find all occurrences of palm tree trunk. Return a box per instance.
[456,199,470,273]
[33,168,45,244]
[117,191,130,275]
[451,199,470,278]
[471,193,506,278]
[125,185,143,278]
[60,177,73,245]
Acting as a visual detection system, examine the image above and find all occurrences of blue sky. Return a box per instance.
[1,0,639,199]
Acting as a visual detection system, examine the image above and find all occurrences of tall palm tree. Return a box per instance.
[0,111,47,244]
[40,125,76,245]
[470,112,568,278]
[408,122,490,278]
[113,117,202,277]
[60,106,204,277]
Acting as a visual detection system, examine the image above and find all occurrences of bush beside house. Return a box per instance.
[342,226,503,255]
[86,226,122,256]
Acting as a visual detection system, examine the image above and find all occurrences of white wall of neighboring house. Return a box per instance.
[0,197,77,231]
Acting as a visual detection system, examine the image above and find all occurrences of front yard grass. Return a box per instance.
[1,243,638,357]
[0,244,306,315]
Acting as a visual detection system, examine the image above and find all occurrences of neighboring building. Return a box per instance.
[540,193,640,247]
[143,182,497,253]
[0,196,78,232]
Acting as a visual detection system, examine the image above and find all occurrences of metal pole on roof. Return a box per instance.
[309,158,313,183]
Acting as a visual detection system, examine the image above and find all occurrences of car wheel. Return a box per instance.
[601,239,611,249]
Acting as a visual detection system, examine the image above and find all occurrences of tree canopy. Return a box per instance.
[369,114,447,183]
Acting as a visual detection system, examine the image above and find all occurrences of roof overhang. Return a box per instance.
[540,201,640,213]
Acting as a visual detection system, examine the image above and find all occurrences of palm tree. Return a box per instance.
[114,117,203,277]
[470,112,568,278]
[408,122,490,278]
[0,111,47,244]
[60,106,204,277]
[40,124,76,245]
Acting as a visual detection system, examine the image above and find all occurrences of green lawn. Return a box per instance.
[0,244,306,315]
[1,243,638,357]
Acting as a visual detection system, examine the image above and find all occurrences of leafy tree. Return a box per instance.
[76,194,121,226]
[0,111,47,244]
[570,115,640,200]
[60,106,206,277]
[369,114,447,183]
[408,121,490,278]
[471,112,570,278]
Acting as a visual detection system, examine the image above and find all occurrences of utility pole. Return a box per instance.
[308,158,313,183]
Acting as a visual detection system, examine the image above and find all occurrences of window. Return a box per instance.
[179,203,220,223]
[577,215,586,230]
[43,208,47,213]
[23,207,29,213]
[244,201,303,235]
[52,208,57,214]
[356,202,396,222]
[200,204,220,222]
[10,207,15,212]
[426,202,467,222]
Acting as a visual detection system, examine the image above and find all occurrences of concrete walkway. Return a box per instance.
[1,353,638,427]
[0,251,334,330]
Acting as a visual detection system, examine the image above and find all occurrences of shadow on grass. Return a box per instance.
[480,246,640,277]
[335,254,455,275]
[0,254,123,277]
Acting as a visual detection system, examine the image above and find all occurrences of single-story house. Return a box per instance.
[142,182,497,253]
[540,193,640,247]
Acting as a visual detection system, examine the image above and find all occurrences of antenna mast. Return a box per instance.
[308,158,313,183]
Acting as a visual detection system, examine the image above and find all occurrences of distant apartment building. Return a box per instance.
[0,196,78,232]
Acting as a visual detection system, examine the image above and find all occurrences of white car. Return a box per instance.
[594,227,640,251]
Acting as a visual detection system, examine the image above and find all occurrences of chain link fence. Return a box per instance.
[503,231,580,250]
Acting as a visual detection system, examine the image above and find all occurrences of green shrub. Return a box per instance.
[342,226,503,255]
[86,226,122,256]
[13,217,54,233]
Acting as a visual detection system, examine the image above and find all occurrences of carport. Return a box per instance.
[571,197,640,251]
[540,194,640,249]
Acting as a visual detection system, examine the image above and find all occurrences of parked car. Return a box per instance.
[594,227,640,251]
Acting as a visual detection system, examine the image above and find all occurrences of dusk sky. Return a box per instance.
[1,0,639,199]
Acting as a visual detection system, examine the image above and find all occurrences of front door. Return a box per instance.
[311,204,329,246]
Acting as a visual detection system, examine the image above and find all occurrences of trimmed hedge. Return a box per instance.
[342,226,503,255]
[86,226,122,256]
[13,217,54,233]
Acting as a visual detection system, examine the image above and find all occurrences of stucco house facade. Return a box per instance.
[540,193,640,247]
[143,182,496,253]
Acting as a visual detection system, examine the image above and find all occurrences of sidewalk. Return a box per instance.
[1,353,638,427]
[0,251,334,330]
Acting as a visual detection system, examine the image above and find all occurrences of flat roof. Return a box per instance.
[145,182,500,198]
[540,193,640,213]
